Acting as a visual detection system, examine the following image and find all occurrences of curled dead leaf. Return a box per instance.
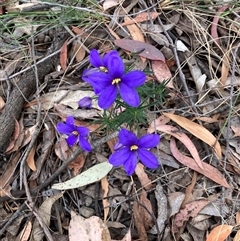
[163,112,222,159]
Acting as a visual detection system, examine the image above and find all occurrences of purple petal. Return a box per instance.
[123,152,138,175]
[66,134,78,147]
[98,85,117,109]
[107,55,124,78]
[102,50,119,67]
[119,83,140,107]
[79,136,92,152]
[83,72,111,94]
[57,123,73,135]
[76,126,89,137]
[122,70,146,88]
[89,49,103,67]
[138,134,160,148]
[66,116,75,129]
[109,147,131,166]
[118,129,138,146]
[137,148,159,169]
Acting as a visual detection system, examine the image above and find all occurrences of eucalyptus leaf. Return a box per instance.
[52,162,113,190]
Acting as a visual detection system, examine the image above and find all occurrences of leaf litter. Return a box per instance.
[0,1,239,241]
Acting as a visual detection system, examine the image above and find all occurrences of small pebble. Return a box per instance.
[79,206,95,218]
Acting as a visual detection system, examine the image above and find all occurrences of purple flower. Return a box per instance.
[89,49,119,72]
[82,50,146,109]
[109,129,160,175]
[57,116,92,152]
[78,96,92,109]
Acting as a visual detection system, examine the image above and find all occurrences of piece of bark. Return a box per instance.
[0,30,69,154]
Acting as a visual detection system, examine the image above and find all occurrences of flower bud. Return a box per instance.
[78,96,92,109]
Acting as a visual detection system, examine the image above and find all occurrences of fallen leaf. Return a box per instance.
[67,152,85,176]
[26,145,37,172]
[174,199,210,228]
[139,189,154,230]
[5,119,20,153]
[69,211,111,241]
[124,16,145,42]
[103,0,118,10]
[16,220,32,241]
[133,201,148,241]
[52,162,113,190]
[231,126,240,138]
[206,224,233,241]
[31,192,63,241]
[170,138,231,188]
[149,184,167,234]
[135,163,152,190]
[60,39,68,70]
[167,192,185,217]
[72,41,86,62]
[151,60,173,88]
[0,96,5,110]
[149,124,203,169]
[0,152,20,197]
[114,39,165,61]
[220,56,229,86]
[121,12,160,26]
[211,4,230,45]
[163,112,222,159]
[181,171,197,208]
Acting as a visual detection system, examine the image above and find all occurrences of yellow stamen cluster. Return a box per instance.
[130,145,138,151]
[99,66,108,72]
[72,131,78,136]
[112,78,121,85]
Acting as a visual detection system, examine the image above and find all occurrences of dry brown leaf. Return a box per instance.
[151,60,173,88]
[148,114,170,128]
[55,139,69,161]
[220,57,229,86]
[211,4,230,45]
[114,39,165,61]
[16,220,32,241]
[72,41,86,62]
[124,16,144,42]
[206,224,233,241]
[133,201,148,241]
[26,145,37,172]
[103,0,119,10]
[236,211,240,224]
[105,23,120,40]
[135,163,152,190]
[234,231,240,241]
[31,192,63,241]
[163,112,222,159]
[0,96,5,110]
[181,171,197,208]
[0,153,20,197]
[170,138,231,188]
[101,176,109,222]
[231,126,240,138]
[68,152,85,176]
[139,190,154,230]
[5,119,20,153]
[174,199,210,228]
[149,124,203,169]
[60,39,68,70]
[69,211,111,241]
[121,12,160,26]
